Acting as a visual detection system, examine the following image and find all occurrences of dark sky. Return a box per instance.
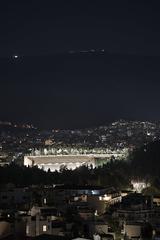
[1,1,160,129]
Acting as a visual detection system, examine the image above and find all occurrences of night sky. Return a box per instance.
[1,1,160,129]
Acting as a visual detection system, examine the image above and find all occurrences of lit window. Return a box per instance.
[43,225,47,232]
[26,225,29,234]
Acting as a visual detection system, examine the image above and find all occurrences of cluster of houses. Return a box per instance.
[0,183,160,239]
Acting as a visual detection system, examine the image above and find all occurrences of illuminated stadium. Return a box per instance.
[24,154,113,171]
